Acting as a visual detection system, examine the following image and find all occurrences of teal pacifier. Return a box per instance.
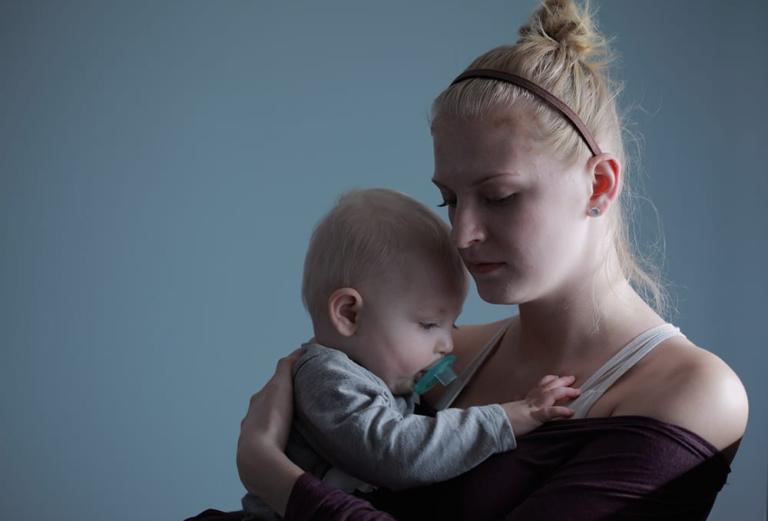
[413,354,458,395]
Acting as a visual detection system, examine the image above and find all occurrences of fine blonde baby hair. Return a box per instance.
[302,188,468,324]
[431,0,668,316]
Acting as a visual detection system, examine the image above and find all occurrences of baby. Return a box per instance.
[242,188,579,519]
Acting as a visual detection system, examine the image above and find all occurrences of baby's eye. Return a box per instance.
[419,322,439,330]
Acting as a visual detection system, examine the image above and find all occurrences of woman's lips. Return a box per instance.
[467,262,505,274]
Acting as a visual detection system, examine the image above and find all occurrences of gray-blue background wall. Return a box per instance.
[1,1,765,519]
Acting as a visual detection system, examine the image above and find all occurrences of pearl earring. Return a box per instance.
[589,207,601,217]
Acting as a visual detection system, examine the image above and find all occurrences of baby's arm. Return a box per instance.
[293,350,516,490]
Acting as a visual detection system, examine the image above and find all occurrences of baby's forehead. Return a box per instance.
[381,252,461,281]
[366,263,465,302]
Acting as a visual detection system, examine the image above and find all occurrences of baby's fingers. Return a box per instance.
[541,375,576,391]
[280,347,305,367]
[538,374,560,387]
[538,406,576,421]
[544,386,581,404]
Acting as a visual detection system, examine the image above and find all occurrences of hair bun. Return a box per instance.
[519,0,610,69]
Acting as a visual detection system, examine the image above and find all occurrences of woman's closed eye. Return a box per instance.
[483,193,517,206]
[436,190,456,208]
[437,193,517,209]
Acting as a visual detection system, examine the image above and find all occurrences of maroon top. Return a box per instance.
[283,416,731,521]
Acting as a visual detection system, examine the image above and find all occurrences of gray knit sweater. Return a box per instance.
[242,342,515,519]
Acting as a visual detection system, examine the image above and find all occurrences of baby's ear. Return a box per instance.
[327,288,363,337]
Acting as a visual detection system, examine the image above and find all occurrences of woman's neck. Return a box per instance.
[514,277,662,372]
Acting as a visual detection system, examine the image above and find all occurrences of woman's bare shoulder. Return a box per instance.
[614,337,748,452]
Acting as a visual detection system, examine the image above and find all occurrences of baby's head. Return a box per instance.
[302,188,468,394]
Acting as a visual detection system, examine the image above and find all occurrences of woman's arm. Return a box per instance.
[501,417,733,521]
[284,474,396,521]
[283,416,734,521]
[236,353,304,516]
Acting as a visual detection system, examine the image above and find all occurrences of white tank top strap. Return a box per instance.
[568,323,685,418]
[434,320,512,411]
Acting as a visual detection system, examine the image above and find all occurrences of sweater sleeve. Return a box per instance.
[293,347,516,490]
[501,418,731,521]
[284,474,396,521]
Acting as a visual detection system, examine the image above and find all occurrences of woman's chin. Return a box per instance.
[474,282,526,305]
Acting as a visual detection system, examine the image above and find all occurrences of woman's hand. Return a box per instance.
[239,350,302,449]
[236,350,304,516]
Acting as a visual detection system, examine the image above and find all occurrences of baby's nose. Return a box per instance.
[439,339,454,354]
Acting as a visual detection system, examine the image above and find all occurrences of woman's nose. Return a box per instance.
[451,205,486,249]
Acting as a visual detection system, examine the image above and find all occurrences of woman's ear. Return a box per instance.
[327,288,363,337]
[586,153,621,216]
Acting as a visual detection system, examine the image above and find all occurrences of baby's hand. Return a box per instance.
[501,375,581,437]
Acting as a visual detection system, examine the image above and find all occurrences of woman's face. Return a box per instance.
[431,109,594,305]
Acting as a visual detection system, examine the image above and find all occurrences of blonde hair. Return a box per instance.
[430,0,668,316]
[302,188,468,323]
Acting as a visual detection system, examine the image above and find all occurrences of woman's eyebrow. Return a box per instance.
[432,172,521,190]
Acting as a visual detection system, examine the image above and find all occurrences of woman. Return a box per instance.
[230,1,748,519]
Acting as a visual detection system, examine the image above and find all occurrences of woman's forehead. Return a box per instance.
[432,116,549,185]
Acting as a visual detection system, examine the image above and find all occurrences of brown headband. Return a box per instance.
[450,69,603,157]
